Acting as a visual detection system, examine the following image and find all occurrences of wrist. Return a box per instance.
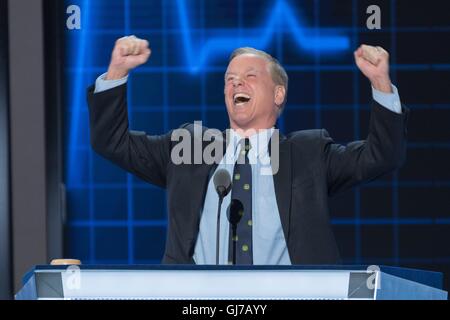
[371,76,392,93]
[106,66,129,80]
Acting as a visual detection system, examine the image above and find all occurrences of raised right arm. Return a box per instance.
[87,36,171,188]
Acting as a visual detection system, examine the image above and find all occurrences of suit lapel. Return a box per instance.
[271,132,292,241]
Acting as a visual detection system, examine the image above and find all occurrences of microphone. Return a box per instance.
[213,169,232,265]
[213,169,232,198]
[227,199,244,265]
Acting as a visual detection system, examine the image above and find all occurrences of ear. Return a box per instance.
[274,85,286,107]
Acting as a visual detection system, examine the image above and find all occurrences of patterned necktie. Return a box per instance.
[228,138,253,265]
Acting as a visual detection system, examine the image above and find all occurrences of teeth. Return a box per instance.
[234,93,251,99]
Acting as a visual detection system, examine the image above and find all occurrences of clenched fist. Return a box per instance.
[354,44,392,93]
[106,35,151,80]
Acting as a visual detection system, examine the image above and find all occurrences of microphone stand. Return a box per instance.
[213,169,232,265]
[216,196,224,265]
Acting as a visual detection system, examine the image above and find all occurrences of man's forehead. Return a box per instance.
[225,66,259,75]
[226,54,269,73]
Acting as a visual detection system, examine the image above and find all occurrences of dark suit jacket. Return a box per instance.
[87,83,409,265]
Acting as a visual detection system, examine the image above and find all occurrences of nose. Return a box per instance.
[232,77,243,87]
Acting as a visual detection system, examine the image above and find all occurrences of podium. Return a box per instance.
[16,265,447,300]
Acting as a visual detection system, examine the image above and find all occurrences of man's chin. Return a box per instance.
[230,116,254,130]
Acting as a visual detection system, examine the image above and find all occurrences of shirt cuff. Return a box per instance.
[372,84,402,114]
[94,72,128,93]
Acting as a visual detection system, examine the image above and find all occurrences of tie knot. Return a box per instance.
[240,138,251,155]
[236,138,251,163]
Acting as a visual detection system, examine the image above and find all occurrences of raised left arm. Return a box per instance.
[324,44,409,196]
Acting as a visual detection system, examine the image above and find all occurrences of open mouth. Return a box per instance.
[233,93,251,107]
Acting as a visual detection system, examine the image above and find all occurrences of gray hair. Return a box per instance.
[229,47,288,116]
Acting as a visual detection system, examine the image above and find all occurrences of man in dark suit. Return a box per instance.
[87,36,408,265]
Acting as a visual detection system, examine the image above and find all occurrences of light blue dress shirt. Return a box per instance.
[94,72,402,265]
[193,128,292,265]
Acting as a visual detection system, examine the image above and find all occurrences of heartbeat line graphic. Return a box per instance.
[176,0,350,72]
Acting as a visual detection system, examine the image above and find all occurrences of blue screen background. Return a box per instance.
[64,0,450,290]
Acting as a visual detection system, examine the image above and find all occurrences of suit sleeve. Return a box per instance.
[323,100,409,196]
[87,83,171,188]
